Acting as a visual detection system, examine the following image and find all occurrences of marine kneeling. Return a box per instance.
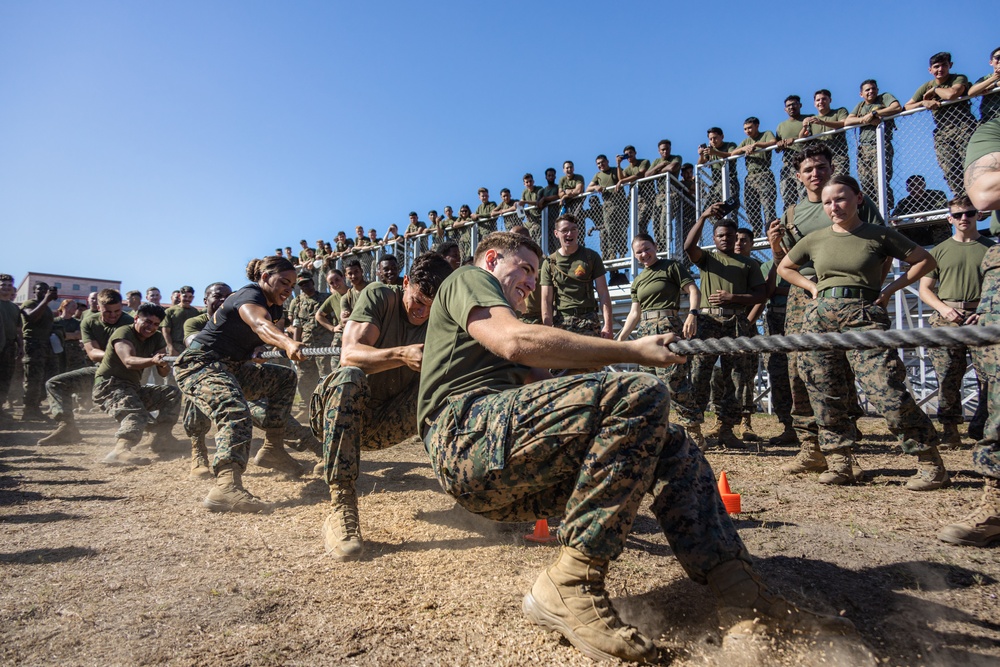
[312,252,453,561]
[94,303,182,465]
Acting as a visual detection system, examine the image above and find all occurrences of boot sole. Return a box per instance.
[202,497,270,514]
[937,530,1000,547]
[905,477,952,492]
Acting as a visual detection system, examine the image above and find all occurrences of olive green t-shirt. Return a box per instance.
[417,266,532,436]
[406,221,427,235]
[95,325,166,387]
[0,301,20,346]
[474,202,496,219]
[341,286,367,318]
[590,168,618,189]
[976,76,1000,123]
[850,93,898,145]
[911,75,975,123]
[694,251,765,307]
[776,115,807,153]
[965,117,1000,169]
[630,258,694,311]
[760,259,789,307]
[348,284,426,404]
[539,246,605,313]
[20,299,54,340]
[737,131,776,173]
[650,155,682,173]
[622,159,651,179]
[319,292,343,324]
[521,185,543,203]
[183,313,210,339]
[781,195,885,277]
[558,174,585,195]
[162,305,200,346]
[708,142,738,180]
[928,236,997,302]
[786,223,916,293]
[806,108,849,152]
[81,312,134,350]
[539,183,559,199]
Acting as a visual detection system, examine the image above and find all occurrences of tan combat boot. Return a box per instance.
[740,414,759,442]
[203,464,268,513]
[938,478,1000,547]
[817,448,855,485]
[708,558,855,635]
[686,423,706,449]
[102,439,151,466]
[905,447,950,491]
[938,424,963,451]
[38,420,81,446]
[252,429,304,477]
[781,439,827,474]
[768,424,797,446]
[522,546,657,663]
[190,435,213,480]
[322,482,363,561]
[148,425,186,456]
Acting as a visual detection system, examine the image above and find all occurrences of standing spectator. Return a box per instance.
[845,79,903,208]
[918,195,994,447]
[776,95,809,208]
[520,173,545,243]
[452,205,474,259]
[644,139,683,242]
[540,214,614,342]
[586,155,627,259]
[376,255,402,286]
[315,269,349,371]
[697,127,740,206]
[426,210,446,242]
[801,89,850,175]
[730,117,778,230]
[684,207,766,449]
[382,223,400,247]
[473,188,496,221]
[404,211,428,261]
[334,230,354,255]
[275,248,284,258]
[315,239,327,260]
[441,206,458,229]
[286,272,331,408]
[492,188,519,228]
[125,290,142,317]
[298,239,312,264]
[285,246,299,267]
[535,167,561,210]
[615,144,650,188]
[145,287,162,307]
[162,286,199,360]
[969,46,1000,123]
[557,161,586,221]
[0,274,22,422]
[19,282,58,421]
[893,174,949,220]
[905,51,978,196]
[82,291,100,323]
[761,223,795,445]
[340,260,370,325]
[170,290,181,306]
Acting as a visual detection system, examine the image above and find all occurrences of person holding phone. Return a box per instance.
[19,282,59,421]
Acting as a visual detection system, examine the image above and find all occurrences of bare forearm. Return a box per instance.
[340,344,408,374]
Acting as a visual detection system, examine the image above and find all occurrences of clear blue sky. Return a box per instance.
[0,0,995,297]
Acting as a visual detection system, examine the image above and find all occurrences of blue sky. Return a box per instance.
[0,0,995,296]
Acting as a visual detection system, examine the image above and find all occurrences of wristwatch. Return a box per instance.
[689,309,700,316]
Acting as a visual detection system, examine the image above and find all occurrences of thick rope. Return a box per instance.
[162,324,1000,363]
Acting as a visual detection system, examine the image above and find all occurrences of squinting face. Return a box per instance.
[488,246,538,312]
[632,239,658,268]
[821,184,862,225]
[555,222,579,249]
[100,301,124,326]
[814,93,831,114]
[708,132,723,148]
[596,156,609,171]
[326,272,345,292]
[346,266,365,287]
[401,279,434,326]
[205,286,232,314]
[796,157,833,195]
[860,83,879,103]
[658,143,670,158]
[784,99,801,117]
[929,61,951,80]
[261,270,297,306]
[180,291,194,307]
[377,261,399,285]
[134,315,161,341]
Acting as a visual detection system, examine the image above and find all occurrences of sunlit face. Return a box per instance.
[596,156,609,171]
[821,183,862,225]
[127,293,141,309]
[784,99,801,117]
[814,93,831,114]
[444,206,453,217]
[171,291,181,306]
[563,162,575,176]
[929,60,952,81]
[61,301,78,318]
[949,205,979,233]
[326,272,346,293]
[459,207,471,218]
[134,314,161,341]
[632,238,658,268]
[501,191,512,203]
[401,278,434,326]
[409,213,419,225]
[743,122,758,137]
[714,225,736,254]
[484,246,538,312]
[179,290,194,307]
[204,285,232,315]
[260,269,297,306]
[708,132,724,148]
[368,230,377,240]
[555,221,579,249]
[796,156,833,195]
[524,176,534,189]
[478,191,489,203]
[345,265,365,288]
[100,301,124,326]
[658,143,671,158]
[89,291,101,309]
[735,233,754,257]
[860,83,879,103]
[377,259,400,285]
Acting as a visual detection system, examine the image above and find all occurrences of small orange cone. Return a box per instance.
[524,518,559,544]
[717,471,741,515]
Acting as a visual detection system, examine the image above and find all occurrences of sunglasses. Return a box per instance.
[950,210,979,219]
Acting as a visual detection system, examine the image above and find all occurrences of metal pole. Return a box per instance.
[629,184,639,279]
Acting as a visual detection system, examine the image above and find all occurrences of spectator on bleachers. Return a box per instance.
[893,174,949,222]
[492,188,518,219]
[334,230,354,255]
[382,224,400,246]
[969,46,1000,123]
[315,239,327,260]
[801,89,850,175]
[730,117,778,230]
[587,154,627,259]
[535,167,560,210]
[558,161,586,221]
[376,254,401,286]
[125,290,142,317]
[440,206,458,228]
[697,127,739,207]
[905,51,977,196]
[285,247,299,266]
[642,140,684,242]
[519,173,544,242]
[298,239,311,264]
[474,188,496,221]
[776,95,809,208]
[845,79,903,209]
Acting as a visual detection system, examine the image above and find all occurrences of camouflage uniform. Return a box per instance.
[927,313,988,431]
[93,376,181,444]
[286,290,331,402]
[309,366,418,486]
[423,371,749,571]
[553,311,600,337]
[971,247,1000,480]
[174,350,296,470]
[45,367,97,424]
[21,338,54,411]
[764,307,793,426]
[690,314,749,427]
[798,298,939,454]
[634,314,697,426]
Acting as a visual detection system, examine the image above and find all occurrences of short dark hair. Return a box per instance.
[707,127,723,136]
[379,254,398,266]
[658,139,671,148]
[477,187,488,195]
[948,194,974,210]
[409,211,418,217]
[555,213,579,227]
[563,160,574,168]
[428,210,438,217]
[0,273,13,282]
[344,259,362,270]
[905,174,926,187]
[715,219,738,233]
[523,173,534,180]
[125,290,142,299]
[97,289,122,306]
[791,142,834,171]
[860,79,878,90]
[596,154,608,162]
[929,51,952,66]
[179,285,194,294]
[736,228,754,238]
[992,46,1000,60]
[814,89,832,98]
[437,240,460,256]
[500,188,510,195]
[473,231,543,264]
[407,252,454,299]
[204,282,231,296]
[545,167,556,174]
[784,95,801,104]
[623,145,636,152]
[744,117,760,125]
[136,303,166,321]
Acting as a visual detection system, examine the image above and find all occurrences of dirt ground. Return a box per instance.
[2,407,999,667]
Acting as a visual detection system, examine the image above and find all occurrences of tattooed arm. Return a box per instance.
[966,151,1000,211]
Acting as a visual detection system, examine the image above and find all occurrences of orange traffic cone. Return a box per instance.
[524,518,559,544]
[717,471,741,515]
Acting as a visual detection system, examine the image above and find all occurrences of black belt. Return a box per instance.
[558,307,598,317]
[817,287,879,300]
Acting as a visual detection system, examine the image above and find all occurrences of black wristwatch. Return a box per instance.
[689,309,700,316]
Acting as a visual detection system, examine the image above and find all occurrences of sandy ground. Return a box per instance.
[1,408,999,667]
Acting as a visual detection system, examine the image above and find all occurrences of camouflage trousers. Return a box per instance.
[296,357,323,406]
[779,159,805,213]
[174,349,296,471]
[926,313,988,429]
[743,170,777,230]
[328,330,343,370]
[690,314,749,426]
[93,376,181,444]
[933,121,977,197]
[45,367,96,424]
[64,341,89,373]
[971,309,1000,479]
[22,338,56,410]
[309,366,419,486]
[422,372,749,574]
[181,393,315,447]
[785,286,865,447]
[554,311,601,337]
[857,143,894,209]
[0,339,16,405]
[764,308,793,425]
[635,314,697,426]
[799,298,939,454]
